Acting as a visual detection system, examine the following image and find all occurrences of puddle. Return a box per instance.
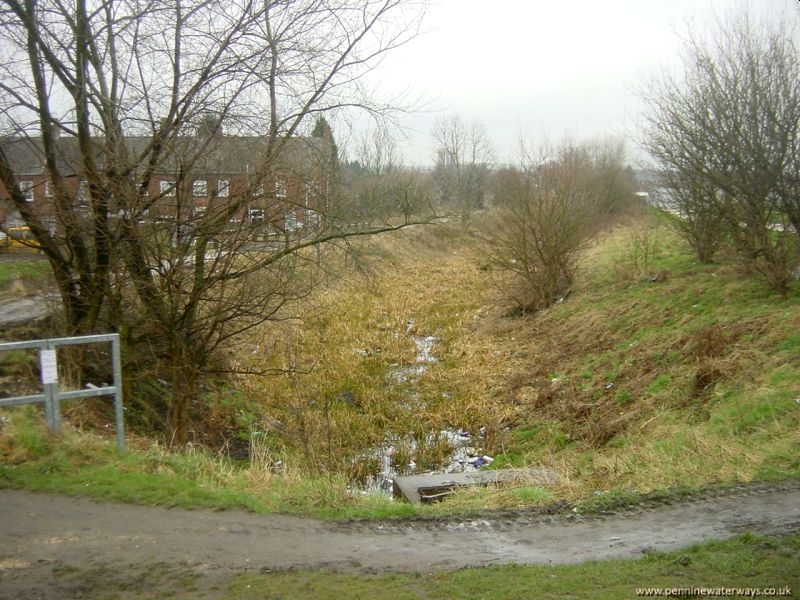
[387,364,429,384]
[0,558,31,571]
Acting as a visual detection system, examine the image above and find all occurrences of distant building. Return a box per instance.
[633,168,685,214]
[0,133,336,235]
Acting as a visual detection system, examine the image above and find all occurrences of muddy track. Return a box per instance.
[1,481,799,596]
[338,480,800,529]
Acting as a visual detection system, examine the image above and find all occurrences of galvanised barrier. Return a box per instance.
[0,333,124,451]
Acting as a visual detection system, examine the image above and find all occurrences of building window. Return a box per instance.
[285,210,301,231]
[249,208,264,224]
[160,179,176,196]
[77,180,89,205]
[18,180,34,201]
[254,183,265,197]
[217,179,229,197]
[45,181,54,197]
[305,209,321,228]
[193,179,207,197]
[275,180,287,198]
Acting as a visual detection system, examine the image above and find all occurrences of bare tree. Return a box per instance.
[481,141,602,312]
[432,114,493,226]
[340,125,431,221]
[0,0,430,442]
[640,11,800,290]
[588,138,638,216]
[654,170,725,263]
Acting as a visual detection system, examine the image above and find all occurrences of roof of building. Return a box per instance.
[0,134,332,178]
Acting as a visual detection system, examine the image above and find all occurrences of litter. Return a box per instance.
[467,455,494,468]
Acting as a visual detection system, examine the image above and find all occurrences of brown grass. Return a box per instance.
[228,217,800,500]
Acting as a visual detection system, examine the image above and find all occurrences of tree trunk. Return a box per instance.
[169,347,196,446]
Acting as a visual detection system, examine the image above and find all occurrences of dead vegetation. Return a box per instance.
[3,214,798,508]
[227,216,800,498]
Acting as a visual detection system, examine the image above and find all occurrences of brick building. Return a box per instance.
[0,132,336,236]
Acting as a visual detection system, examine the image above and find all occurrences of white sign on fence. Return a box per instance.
[1,333,124,451]
[40,349,58,384]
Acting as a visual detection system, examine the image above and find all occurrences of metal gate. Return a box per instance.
[0,333,125,451]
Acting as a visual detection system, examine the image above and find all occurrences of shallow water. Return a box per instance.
[387,334,439,383]
[353,326,490,497]
[352,429,488,497]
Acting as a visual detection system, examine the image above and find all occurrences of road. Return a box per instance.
[0,294,52,327]
[0,254,53,328]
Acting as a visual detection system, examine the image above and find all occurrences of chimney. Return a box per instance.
[198,114,222,139]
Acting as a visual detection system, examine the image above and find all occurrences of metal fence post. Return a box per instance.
[38,340,55,432]
[111,334,125,452]
[44,339,60,433]
[37,341,50,428]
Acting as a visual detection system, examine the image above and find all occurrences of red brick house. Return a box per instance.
[0,132,336,236]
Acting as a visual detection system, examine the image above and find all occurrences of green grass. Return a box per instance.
[647,374,672,395]
[49,534,800,599]
[778,335,800,353]
[0,258,51,287]
[1,461,270,512]
[482,219,800,497]
[2,220,800,519]
[509,485,553,504]
[0,409,523,521]
[0,442,556,521]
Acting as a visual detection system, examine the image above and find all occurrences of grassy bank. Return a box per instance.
[237,216,800,503]
[1,215,799,516]
[0,256,51,296]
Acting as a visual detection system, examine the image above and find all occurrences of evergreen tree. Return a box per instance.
[311,116,339,165]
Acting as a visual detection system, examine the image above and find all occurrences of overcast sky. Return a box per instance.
[359,0,798,167]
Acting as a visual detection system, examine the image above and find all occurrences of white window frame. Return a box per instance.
[77,180,89,205]
[249,208,264,223]
[160,179,176,196]
[305,209,321,228]
[192,179,207,197]
[275,180,287,198]
[18,180,34,201]
[285,210,300,231]
[44,181,54,198]
[217,179,229,198]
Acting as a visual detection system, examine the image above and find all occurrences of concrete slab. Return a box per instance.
[392,468,561,503]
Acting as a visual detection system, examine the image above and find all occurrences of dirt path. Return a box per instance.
[1,482,799,597]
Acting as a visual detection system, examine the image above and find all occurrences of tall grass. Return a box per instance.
[2,217,799,516]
